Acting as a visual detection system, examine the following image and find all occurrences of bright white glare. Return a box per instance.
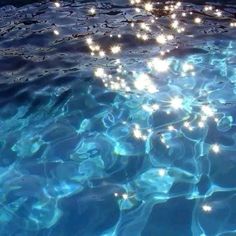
[122,193,129,200]
[144,3,153,12]
[194,17,202,24]
[89,7,96,15]
[149,58,169,72]
[134,73,157,93]
[170,97,183,109]
[201,105,215,117]
[111,46,121,54]
[94,68,106,78]
[53,29,59,35]
[202,204,212,212]
[158,168,166,177]
[54,2,60,7]
[211,144,220,154]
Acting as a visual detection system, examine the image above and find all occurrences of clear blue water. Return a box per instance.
[0,1,236,235]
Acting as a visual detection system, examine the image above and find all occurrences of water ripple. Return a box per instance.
[1,0,236,235]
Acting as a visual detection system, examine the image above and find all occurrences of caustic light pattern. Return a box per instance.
[0,0,236,235]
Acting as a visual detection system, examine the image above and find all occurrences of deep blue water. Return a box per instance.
[1,0,236,235]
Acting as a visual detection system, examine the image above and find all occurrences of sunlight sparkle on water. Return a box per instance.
[170,97,183,110]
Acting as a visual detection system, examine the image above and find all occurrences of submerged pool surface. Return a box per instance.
[1,0,236,235]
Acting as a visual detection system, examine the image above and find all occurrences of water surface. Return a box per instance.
[0,1,236,235]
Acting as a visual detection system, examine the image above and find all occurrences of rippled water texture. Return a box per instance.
[1,0,236,235]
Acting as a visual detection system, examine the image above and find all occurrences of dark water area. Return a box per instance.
[1,0,236,236]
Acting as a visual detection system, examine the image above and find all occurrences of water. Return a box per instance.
[0,1,236,235]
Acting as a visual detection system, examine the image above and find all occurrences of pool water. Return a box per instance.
[0,1,236,235]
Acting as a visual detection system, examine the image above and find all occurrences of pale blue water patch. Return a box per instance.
[0,0,236,236]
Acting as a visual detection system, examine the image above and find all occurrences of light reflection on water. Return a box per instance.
[0,1,236,235]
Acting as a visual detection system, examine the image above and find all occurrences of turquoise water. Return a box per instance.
[0,1,236,235]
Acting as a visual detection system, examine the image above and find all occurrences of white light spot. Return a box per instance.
[94,68,106,78]
[168,125,175,131]
[122,193,129,200]
[194,17,202,24]
[171,20,179,29]
[156,34,167,44]
[86,37,93,45]
[211,144,220,154]
[133,128,142,139]
[170,97,183,110]
[134,73,157,93]
[215,10,222,17]
[198,121,205,128]
[144,3,153,12]
[182,63,194,73]
[184,122,190,128]
[111,45,121,54]
[99,51,106,57]
[202,204,212,212]
[53,29,60,35]
[201,105,215,117]
[158,168,166,177]
[149,58,169,72]
[89,7,96,15]
[54,2,60,7]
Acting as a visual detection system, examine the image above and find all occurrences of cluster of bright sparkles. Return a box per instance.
[87,1,224,166]
[50,0,236,215]
[156,34,174,45]
[134,73,157,93]
[133,124,148,140]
